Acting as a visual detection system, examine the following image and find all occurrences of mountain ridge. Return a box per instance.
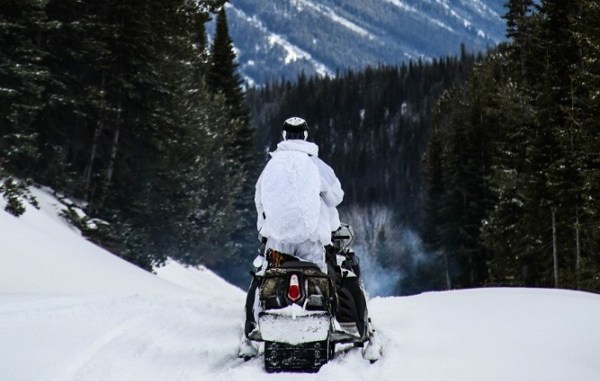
[222,0,508,85]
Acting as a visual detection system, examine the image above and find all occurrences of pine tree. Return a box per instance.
[0,0,47,215]
[482,74,536,285]
[503,0,537,82]
[422,119,449,289]
[36,0,114,197]
[568,0,600,290]
[206,6,254,166]
[536,0,584,288]
[100,0,233,267]
[205,6,257,279]
[207,8,244,116]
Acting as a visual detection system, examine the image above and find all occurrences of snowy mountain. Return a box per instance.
[223,0,508,85]
[2,186,600,380]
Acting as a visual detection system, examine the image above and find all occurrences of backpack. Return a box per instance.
[260,150,321,244]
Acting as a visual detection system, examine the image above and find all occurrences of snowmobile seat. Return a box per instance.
[279,261,322,271]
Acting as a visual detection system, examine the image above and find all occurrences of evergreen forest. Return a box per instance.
[2,0,599,295]
[424,0,600,292]
[1,0,256,285]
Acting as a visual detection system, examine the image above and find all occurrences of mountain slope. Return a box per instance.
[1,187,600,380]
[224,0,507,85]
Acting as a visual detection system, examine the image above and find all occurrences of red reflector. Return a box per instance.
[288,274,301,302]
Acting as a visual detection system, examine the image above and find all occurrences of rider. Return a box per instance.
[254,116,344,272]
[327,224,368,337]
[244,116,344,339]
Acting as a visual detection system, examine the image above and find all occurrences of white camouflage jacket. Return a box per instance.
[255,139,344,245]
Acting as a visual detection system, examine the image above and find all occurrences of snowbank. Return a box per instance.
[0,186,185,295]
[154,259,243,298]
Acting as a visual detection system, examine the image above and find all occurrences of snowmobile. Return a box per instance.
[239,224,382,373]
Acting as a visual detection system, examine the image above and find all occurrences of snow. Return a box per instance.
[295,0,376,40]
[267,33,310,65]
[258,305,330,344]
[0,186,184,296]
[154,258,241,297]
[384,0,456,34]
[458,0,501,20]
[2,186,600,380]
[228,5,333,77]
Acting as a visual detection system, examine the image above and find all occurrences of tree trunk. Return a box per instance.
[84,121,102,201]
[575,208,581,289]
[552,209,559,288]
[443,251,452,290]
[106,101,122,186]
[84,72,106,203]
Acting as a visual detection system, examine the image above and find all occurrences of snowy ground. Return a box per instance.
[2,186,600,381]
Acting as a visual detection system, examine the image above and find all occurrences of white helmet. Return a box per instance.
[282,117,308,140]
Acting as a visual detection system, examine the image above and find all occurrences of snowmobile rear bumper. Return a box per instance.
[257,309,330,344]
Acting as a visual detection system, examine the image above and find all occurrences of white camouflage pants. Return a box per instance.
[264,237,327,273]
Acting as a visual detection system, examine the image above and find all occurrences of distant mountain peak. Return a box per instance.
[219,0,507,85]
